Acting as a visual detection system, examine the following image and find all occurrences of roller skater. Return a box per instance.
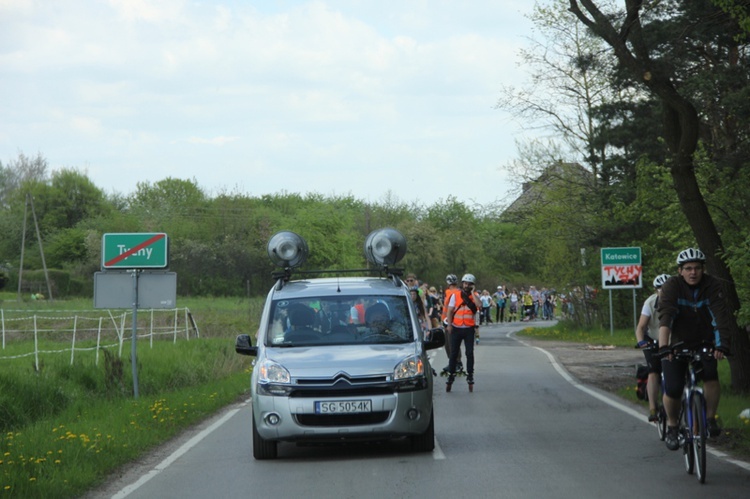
[444,273,481,392]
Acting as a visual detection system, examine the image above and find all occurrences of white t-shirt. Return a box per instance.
[640,293,659,339]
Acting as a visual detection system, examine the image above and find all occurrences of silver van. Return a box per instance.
[235,228,445,459]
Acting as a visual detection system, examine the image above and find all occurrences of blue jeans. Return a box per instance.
[448,326,475,376]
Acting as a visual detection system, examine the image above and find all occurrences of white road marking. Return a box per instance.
[111,399,251,499]
[511,331,750,473]
[428,350,446,460]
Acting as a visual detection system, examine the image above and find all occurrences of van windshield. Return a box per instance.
[266,295,414,346]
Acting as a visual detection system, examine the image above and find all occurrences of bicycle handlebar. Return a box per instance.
[663,341,715,360]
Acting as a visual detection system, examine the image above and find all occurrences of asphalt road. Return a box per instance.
[92,322,750,499]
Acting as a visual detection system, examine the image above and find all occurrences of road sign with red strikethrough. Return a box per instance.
[101,233,169,269]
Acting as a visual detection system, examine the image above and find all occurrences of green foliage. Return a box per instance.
[44,228,89,267]
[0,268,8,290]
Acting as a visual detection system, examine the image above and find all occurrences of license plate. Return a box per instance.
[314,400,372,414]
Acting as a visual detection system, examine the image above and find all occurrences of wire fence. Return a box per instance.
[0,308,199,369]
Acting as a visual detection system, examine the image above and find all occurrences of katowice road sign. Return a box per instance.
[600,247,642,289]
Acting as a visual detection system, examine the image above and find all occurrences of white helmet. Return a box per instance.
[652,274,670,288]
[461,273,476,284]
[676,248,706,265]
[445,274,458,284]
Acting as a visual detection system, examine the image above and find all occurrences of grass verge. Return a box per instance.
[1,296,259,498]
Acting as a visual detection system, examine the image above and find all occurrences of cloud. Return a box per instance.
[0,0,535,207]
[180,136,240,146]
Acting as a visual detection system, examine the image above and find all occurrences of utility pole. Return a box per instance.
[17,193,54,301]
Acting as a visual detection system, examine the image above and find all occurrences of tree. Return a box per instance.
[497,0,621,180]
[568,0,750,392]
[0,152,48,208]
[127,177,209,237]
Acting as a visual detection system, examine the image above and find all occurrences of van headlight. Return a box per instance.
[259,359,291,384]
[394,355,424,380]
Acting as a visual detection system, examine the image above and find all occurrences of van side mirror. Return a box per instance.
[424,327,445,351]
[235,334,258,356]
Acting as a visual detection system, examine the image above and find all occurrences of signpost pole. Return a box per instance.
[131,269,140,399]
[609,289,614,336]
[96,233,174,399]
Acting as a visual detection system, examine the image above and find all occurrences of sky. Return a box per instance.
[1,0,538,208]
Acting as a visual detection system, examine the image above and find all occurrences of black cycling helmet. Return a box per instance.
[676,248,706,266]
[652,274,670,288]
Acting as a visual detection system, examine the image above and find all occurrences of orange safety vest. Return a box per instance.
[452,291,477,327]
[442,287,460,322]
[349,303,365,324]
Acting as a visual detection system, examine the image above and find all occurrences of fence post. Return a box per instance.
[173,308,179,343]
[96,317,103,366]
[150,309,154,349]
[33,314,39,372]
[187,309,199,338]
[118,312,127,357]
[70,315,78,365]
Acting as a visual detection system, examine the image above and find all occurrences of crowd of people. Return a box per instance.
[406,278,565,328]
[403,272,567,393]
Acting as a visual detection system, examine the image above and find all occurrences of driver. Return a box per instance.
[365,302,391,331]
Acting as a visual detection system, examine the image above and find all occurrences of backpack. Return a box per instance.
[635,364,649,401]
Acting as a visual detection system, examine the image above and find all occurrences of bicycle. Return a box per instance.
[637,342,667,441]
[656,402,667,441]
[667,342,713,484]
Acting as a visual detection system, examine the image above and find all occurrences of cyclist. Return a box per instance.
[635,273,670,422]
[658,248,733,450]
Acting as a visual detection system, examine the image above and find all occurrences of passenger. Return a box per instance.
[349,298,366,325]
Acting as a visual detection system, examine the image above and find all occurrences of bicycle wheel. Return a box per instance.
[692,392,707,483]
[682,399,695,475]
[657,405,667,441]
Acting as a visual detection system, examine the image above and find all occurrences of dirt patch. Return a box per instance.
[525,339,645,394]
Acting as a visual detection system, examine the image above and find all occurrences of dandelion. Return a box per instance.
[29,477,36,482]
[55,460,61,464]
